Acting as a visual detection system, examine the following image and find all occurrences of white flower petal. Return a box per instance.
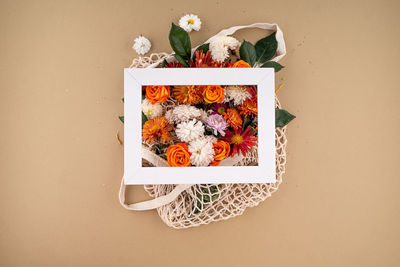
[175,119,205,143]
[133,36,151,55]
[141,99,163,119]
[188,137,215,166]
[224,85,252,105]
[179,14,202,32]
[166,105,203,124]
[209,36,240,62]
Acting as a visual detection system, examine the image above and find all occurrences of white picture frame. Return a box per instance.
[123,68,275,184]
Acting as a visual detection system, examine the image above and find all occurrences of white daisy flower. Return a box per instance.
[188,137,215,166]
[133,36,151,55]
[209,36,240,62]
[179,14,201,32]
[175,119,205,143]
[141,99,163,119]
[224,85,252,105]
[165,105,202,124]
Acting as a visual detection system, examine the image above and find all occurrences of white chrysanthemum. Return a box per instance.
[188,137,215,166]
[209,36,240,62]
[133,36,151,55]
[199,109,208,123]
[179,14,201,32]
[165,109,174,124]
[224,85,252,105]
[166,105,202,124]
[176,119,204,142]
[203,135,217,145]
[141,99,163,119]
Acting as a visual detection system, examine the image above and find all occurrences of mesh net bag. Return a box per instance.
[119,23,288,229]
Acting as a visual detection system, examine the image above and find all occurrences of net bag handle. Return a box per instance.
[145,22,286,69]
[120,22,286,211]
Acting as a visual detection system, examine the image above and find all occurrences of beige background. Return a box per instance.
[1,0,400,266]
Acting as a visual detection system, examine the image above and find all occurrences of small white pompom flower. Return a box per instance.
[133,36,151,55]
[141,99,163,119]
[179,14,201,32]
[224,85,252,106]
[175,119,205,143]
[209,36,240,62]
[188,137,215,166]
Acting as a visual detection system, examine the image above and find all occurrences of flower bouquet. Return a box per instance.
[122,17,295,168]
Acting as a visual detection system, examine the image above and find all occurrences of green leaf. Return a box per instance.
[192,43,209,61]
[169,23,191,60]
[275,109,296,127]
[161,59,168,68]
[121,98,124,103]
[239,40,257,67]
[173,54,189,67]
[261,61,284,72]
[255,32,278,63]
[142,112,148,127]
[119,116,124,123]
[243,116,252,129]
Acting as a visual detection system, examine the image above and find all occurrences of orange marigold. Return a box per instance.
[230,60,251,68]
[203,85,224,103]
[167,143,191,167]
[142,117,172,144]
[172,85,203,104]
[210,140,231,166]
[238,99,258,117]
[145,85,170,104]
[223,108,243,130]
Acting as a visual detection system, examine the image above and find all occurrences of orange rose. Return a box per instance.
[230,60,251,68]
[145,85,170,104]
[210,140,231,166]
[203,85,224,103]
[167,143,191,167]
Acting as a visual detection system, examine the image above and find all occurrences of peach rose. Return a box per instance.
[145,85,170,104]
[210,140,231,166]
[167,143,191,167]
[203,85,224,103]
[230,60,251,68]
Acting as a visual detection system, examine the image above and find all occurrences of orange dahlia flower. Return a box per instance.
[223,108,243,129]
[142,117,172,144]
[238,99,258,117]
[203,85,224,103]
[210,140,231,166]
[230,60,251,68]
[167,143,191,167]
[172,85,204,104]
[145,85,170,104]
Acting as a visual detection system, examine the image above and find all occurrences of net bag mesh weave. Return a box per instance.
[128,52,288,229]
